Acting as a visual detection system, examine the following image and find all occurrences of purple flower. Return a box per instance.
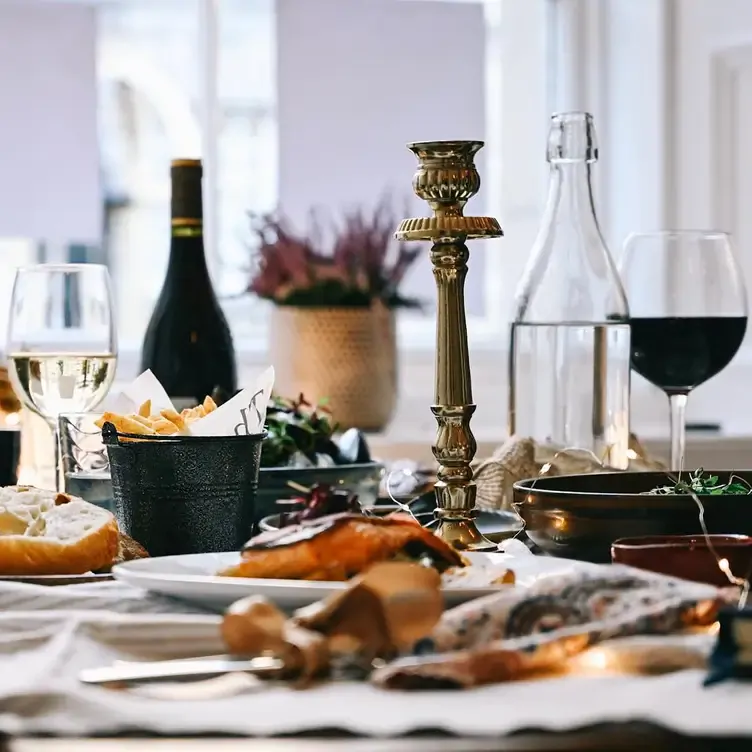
[246,198,423,309]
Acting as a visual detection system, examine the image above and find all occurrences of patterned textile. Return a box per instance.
[371,566,719,689]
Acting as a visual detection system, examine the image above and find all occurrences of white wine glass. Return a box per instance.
[6,263,117,491]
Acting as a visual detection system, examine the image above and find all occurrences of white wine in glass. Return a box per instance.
[9,353,116,417]
[6,263,117,491]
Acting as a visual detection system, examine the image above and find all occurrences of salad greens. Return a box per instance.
[277,483,362,527]
[646,467,752,496]
[260,393,340,468]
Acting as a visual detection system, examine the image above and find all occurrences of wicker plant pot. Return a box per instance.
[270,305,397,431]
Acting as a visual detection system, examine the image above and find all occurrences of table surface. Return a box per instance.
[5,729,752,752]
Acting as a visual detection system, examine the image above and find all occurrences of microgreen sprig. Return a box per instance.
[646,468,752,496]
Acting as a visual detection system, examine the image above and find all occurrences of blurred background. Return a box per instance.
[0,0,750,453]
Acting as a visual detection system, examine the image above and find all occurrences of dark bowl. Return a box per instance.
[612,534,752,587]
[513,470,752,563]
[255,462,384,522]
[258,490,524,542]
[258,507,434,533]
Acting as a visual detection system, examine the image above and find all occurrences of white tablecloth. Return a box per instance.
[0,575,749,738]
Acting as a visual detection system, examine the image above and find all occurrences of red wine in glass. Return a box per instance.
[619,231,748,471]
[630,316,747,394]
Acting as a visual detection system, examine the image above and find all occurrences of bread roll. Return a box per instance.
[97,532,150,573]
[0,486,119,575]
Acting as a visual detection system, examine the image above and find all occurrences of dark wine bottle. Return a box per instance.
[140,159,237,409]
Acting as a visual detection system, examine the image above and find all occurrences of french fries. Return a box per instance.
[95,395,218,438]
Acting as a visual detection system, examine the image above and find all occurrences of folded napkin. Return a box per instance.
[474,434,667,511]
[372,565,719,689]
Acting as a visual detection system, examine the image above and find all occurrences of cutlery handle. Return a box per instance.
[79,656,282,685]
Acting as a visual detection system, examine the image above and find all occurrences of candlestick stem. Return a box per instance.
[396,140,502,551]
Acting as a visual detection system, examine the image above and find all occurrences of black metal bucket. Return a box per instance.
[102,422,266,557]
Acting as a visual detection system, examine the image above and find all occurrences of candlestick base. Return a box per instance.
[434,517,497,552]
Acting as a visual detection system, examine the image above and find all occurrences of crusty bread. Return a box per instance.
[95,532,150,573]
[0,486,120,575]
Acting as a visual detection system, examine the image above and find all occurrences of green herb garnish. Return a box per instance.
[261,393,340,468]
[645,468,752,496]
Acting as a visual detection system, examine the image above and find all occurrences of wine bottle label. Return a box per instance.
[171,223,203,238]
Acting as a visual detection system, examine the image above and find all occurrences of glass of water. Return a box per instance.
[58,412,114,512]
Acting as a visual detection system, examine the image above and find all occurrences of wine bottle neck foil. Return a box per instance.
[170,160,203,222]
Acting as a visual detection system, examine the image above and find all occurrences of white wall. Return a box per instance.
[0,0,101,243]
[277,0,487,314]
[0,0,101,363]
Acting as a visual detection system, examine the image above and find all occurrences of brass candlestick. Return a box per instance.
[396,141,502,552]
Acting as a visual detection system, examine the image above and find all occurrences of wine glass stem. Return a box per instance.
[49,419,64,493]
[668,393,688,472]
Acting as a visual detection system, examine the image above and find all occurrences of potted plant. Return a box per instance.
[248,201,422,431]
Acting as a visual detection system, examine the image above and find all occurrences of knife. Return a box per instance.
[79,655,284,686]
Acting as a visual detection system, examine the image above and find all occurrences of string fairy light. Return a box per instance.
[384,462,532,538]
[384,466,439,526]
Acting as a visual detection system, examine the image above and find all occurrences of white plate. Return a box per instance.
[112,551,523,611]
[112,551,597,611]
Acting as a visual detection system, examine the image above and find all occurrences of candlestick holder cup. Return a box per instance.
[396,140,502,552]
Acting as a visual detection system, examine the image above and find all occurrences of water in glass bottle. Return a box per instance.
[508,112,631,468]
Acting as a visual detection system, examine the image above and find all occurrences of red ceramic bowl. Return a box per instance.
[611,534,752,587]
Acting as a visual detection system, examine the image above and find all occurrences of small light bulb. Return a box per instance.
[572,647,614,674]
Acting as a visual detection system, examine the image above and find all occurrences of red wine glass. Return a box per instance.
[620,231,748,471]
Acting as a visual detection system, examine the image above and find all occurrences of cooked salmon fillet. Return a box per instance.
[218,513,465,581]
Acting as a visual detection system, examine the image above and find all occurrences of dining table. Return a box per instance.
[1,537,750,747]
[4,728,752,752]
